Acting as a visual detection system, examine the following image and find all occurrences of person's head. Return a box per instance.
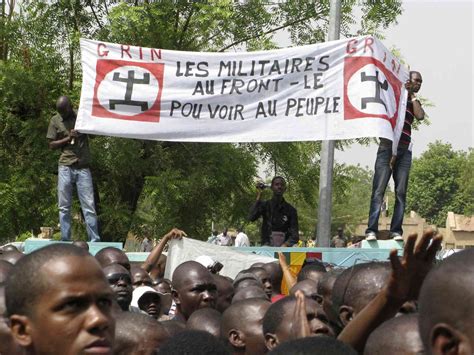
[131,286,171,319]
[171,261,217,320]
[130,266,152,288]
[131,286,165,319]
[263,262,283,295]
[317,269,343,329]
[289,280,322,304]
[114,311,168,355]
[418,248,474,355]
[365,314,423,355]
[56,95,74,118]
[332,261,391,328]
[221,298,271,355]
[263,296,334,351]
[72,240,90,251]
[268,336,357,355]
[409,71,423,93]
[95,246,131,271]
[247,266,272,298]
[0,285,23,355]
[187,308,223,338]
[153,279,173,315]
[154,278,172,294]
[271,176,286,197]
[0,250,23,265]
[5,244,115,355]
[158,330,230,355]
[336,227,343,237]
[0,260,13,284]
[213,274,234,313]
[233,272,263,294]
[232,286,269,303]
[103,263,133,311]
[297,262,327,285]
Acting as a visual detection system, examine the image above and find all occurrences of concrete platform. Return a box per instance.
[24,238,403,268]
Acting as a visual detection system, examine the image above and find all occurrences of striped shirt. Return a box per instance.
[399,99,414,147]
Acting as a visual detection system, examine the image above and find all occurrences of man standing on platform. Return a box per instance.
[249,176,299,247]
[47,96,100,242]
[365,71,425,241]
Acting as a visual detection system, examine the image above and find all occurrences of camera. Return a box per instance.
[256,182,269,190]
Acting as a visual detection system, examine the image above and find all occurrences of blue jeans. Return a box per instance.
[58,165,100,242]
[366,145,412,236]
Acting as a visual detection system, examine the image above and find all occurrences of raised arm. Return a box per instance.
[248,187,264,221]
[337,229,442,353]
[278,251,297,290]
[141,228,187,273]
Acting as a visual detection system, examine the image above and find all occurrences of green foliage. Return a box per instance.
[0,0,404,244]
[407,142,473,227]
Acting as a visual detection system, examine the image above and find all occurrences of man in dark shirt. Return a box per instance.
[365,71,425,241]
[249,176,299,247]
[47,96,100,242]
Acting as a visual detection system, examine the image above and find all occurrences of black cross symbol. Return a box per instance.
[360,70,388,110]
[109,70,150,112]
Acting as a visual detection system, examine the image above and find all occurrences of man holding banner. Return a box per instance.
[365,71,425,241]
[47,96,100,242]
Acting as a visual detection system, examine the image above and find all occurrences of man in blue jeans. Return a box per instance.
[366,71,425,241]
[47,96,100,242]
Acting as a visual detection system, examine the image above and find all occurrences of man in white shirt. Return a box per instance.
[235,228,250,247]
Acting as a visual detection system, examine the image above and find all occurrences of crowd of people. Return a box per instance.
[0,227,473,355]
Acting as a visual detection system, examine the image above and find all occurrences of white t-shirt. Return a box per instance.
[235,232,250,247]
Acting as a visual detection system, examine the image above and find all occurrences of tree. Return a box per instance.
[0,0,404,243]
[407,141,473,227]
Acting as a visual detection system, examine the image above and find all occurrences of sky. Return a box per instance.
[335,0,473,169]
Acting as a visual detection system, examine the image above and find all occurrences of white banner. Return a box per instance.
[77,36,408,150]
[164,237,276,280]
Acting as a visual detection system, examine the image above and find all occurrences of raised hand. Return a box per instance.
[290,290,311,339]
[386,228,442,302]
[164,228,187,240]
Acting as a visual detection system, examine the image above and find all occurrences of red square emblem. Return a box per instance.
[344,56,402,129]
[92,60,164,122]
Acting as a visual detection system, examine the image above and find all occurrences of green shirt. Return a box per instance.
[46,112,91,167]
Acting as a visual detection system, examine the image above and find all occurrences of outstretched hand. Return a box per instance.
[386,229,442,302]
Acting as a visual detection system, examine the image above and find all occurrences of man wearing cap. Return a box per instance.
[131,286,171,320]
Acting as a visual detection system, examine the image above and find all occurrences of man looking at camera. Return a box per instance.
[47,95,100,242]
[249,176,299,247]
[365,71,425,241]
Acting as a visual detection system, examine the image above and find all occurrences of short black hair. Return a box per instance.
[5,243,89,317]
[263,296,295,335]
[114,311,168,355]
[0,260,13,284]
[158,330,230,355]
[365,314,422,355]
[271,176,286,185]
[331,262,390,315]
[268,336,357,355]
[418,248,474,350]
[297,262,327,282]
[187,308,222,337]
[95,247,127,266]
[317,269,343,296]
